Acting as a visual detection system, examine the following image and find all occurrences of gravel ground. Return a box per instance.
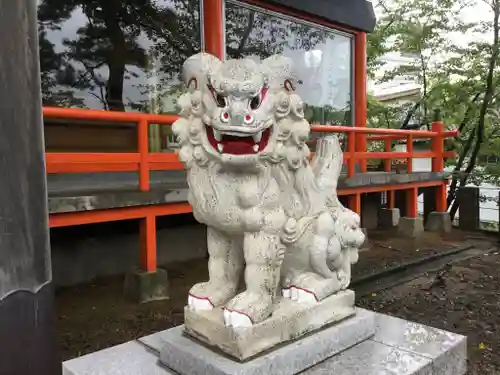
[55,229,499,375]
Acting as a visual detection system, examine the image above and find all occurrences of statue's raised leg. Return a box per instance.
[224,231,284,327]
[188,227,243,310]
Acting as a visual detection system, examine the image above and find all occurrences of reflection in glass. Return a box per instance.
[37,0,201,113]
[225,1,353,128]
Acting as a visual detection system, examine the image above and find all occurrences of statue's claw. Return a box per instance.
[188,294,214,311]
[223,291,273,327]
[281,286,317,305]
[188,281,238,310]
[282,272,341,302]
[223,309,253,328]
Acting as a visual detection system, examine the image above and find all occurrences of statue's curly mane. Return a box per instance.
[172,91,209,168]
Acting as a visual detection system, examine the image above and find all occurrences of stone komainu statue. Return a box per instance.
[172,52,365,328]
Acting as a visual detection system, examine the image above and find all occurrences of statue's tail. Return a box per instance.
[311,135,361,227]
[310,135,343,194]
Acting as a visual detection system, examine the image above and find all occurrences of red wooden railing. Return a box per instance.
[43,107,457,190]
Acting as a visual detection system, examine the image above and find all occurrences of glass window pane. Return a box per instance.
[37,0,201,113]
[225,1,353,128]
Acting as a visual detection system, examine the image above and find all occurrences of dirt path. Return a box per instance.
[55,229,499,374]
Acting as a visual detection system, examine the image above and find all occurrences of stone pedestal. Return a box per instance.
[62,308,467,375]
[161,309,374,375]
[398,217,424,238]
[184,290,357,361]
[123,268,169,303]
[425,212,452,233]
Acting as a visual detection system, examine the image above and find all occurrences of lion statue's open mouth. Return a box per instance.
[205,125,272,155]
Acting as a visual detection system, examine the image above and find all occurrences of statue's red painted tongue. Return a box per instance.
[221,136,255,155]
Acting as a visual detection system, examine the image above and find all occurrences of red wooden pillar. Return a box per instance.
[138,115,157,272]
[388,190,395,209]
[140,215,157,272]
[406,187,418,218]
[436,182,448,213]
[349,194,361,215]
[354,32,367,172]
[203,0,225,59]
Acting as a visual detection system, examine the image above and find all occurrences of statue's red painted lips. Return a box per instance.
[206,126,271,155]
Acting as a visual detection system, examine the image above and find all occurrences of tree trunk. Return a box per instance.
[103,1,127,111]
[447,93,481,208]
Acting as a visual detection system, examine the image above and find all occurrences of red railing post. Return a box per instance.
[140,215,157,272]
[347,130,356,177]
[406,135,413,173]
[384,137,391,172]
[138,119,150,191]
[431,121,444,173]
[431,120,447,212]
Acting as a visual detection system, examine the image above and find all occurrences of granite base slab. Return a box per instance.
[184,289,356,361]
[160,308,375,375]
[62,308,467,375]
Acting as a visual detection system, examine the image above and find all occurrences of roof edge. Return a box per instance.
[245,0,377,33]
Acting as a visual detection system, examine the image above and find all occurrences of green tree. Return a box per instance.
[368,0,500,217]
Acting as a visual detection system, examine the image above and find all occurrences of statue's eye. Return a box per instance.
[250,94,262,110]
[208,85,227,108]
[214,93,227,108]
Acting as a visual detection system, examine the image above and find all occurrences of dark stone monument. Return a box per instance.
[458,187,480,231]
[0,2,60,374]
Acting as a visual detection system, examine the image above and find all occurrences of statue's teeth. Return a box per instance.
[213,129,222,141]
[253,144,259,152]
[217,143,224,153]
[252,131,263,143]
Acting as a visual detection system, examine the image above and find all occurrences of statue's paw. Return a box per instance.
[223,291,273,328]
[283,272,341,302]
[188,294,214,311]
[188,281,237,310]
[281,286,317,305]
[337,269,351,290]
